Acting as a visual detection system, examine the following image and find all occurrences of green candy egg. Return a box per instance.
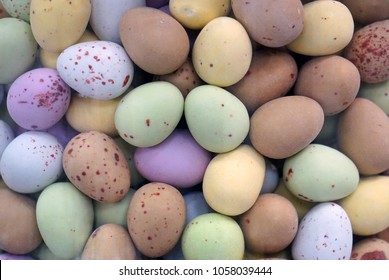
[36,182,94,259]
[358,80,389,115]
[0,17,37,84]
[181,213,245,260]
[115,81,184,147]
[283,144,359,202]
[184,85,250,153]
[1,0,31,22]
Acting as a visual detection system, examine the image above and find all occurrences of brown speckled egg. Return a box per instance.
[239,193,298,254]
[81,224,137,260]
[0,185,42,254]
[337,98,389,175]
[294,55,360,116]
[249,96,324,159]
[119,7,190,75]
[226,48,298,114]
[341,0,389,24]
[63,131,131,203]
[351,238,389,260]
[344,20,389,84]
[127,182,186,258]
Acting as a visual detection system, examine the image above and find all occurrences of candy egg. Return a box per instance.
[185,85,250,153]
[30,0,91,52]
[57,40,134,100]
[283,144,359,202]
[62,131,131,203]
[0,120,14,158]
[127,182,186,258]
[0,131,63,193]
[292,202,353,260]
[115,81,184,147]
[7,67,71,130]
[192,16,252,87]
[1,0,31,22]
[358,80,389,115]
[36,182,94,259]
[351,238,389,260]
[0,17,37,84]
[203,144,266,216]
[287,0,354,56]
[341,0,389,24]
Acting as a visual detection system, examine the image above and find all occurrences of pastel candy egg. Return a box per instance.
[292,202,353,260]
[62,131,131,203]
[0,17,37,84]
[1,0,31,22]
[181,213,245,260]
[0,131,63,193]
[115,81,184,147]
[90,0,145,44]
[287,1,354,56]
[57,40,134,100]
[185,85,250,153]
[36,182,94,259]
[134,129,212,188]
[283,144,359,202]
[339,176,389,236]
[358,80,389,115]
[30,0,91,52]
[203,144,266,216]
[351,238,389,260]
[192,16,252,87]
[342,0,389,24]
[0,120,14,158]
[7,68,71,130]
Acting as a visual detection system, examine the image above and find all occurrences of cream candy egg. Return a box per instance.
[57,40,134,100]
[292,202,353,260]
[0,131,63,194]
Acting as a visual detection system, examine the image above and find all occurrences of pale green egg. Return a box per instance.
[115,81,184,147]
[358,80,389,115]
[283,144,359,202]
[36,182,94,259]
[184,85,250,153]
[1,0,31,22]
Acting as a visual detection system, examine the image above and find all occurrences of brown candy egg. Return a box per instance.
[341,0,389,24]
[62,131,131,203]
[127,182,186,258]
[351,238,389,260]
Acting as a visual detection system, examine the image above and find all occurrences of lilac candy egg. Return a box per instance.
[0,253,33,260]
[260,160,280,194]
[134,129,212,188]
[7,68,71,130]
[57,40,134,100]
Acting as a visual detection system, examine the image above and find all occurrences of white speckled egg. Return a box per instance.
[292,202,353,260]
[57,40,134,100]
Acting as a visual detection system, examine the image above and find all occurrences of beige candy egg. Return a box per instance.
[249,96,324,159]
[337,98,389,175]
[226,48,298,114]
[351,238,389,260]
[81,224,137,260]
[127,182,186,258]
[294,55,360,116]
[62,131,131,203]
[0,184,42,254]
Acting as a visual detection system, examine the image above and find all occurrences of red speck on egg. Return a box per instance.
[122,75,130,87]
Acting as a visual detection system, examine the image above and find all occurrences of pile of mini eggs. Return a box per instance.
[1,0,389,261]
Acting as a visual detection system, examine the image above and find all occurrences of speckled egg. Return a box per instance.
[181,212,245,260]
[7,68,71,130]
[81,224,137,260]
[192,16,252,87]
[231,0,304,48]
[287,1,354,56]
[36,182,94,259]
[119,6,189,75]
[0,131,63,193]
[339,176,389,236]
[127,182,186,258]
[345,19,389,84]
[292,202,353,260]
[1,0,31,22]
[135,129,212,188]
[0,120,14,158]
[0,17,37,84]
[30,0,91,52]
[283,144,359,202]
[115,81,184,147]
[294,55,361,116]
[351,238,389,260]
[249,96,324,159]
[337,98,389,175]
[0,186,42,254]
[57,40,134,100]
[358,80,389,115]
[62,131,131,203]
[185,85,250,153]
[203,144,266,216]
